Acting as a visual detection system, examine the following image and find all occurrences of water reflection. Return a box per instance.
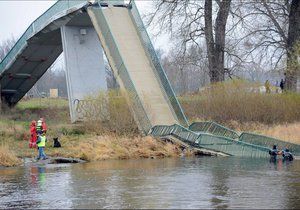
[0,157,300,209]
[208,158,230,209]
[29,166,46,188]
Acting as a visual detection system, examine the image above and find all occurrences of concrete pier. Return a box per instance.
[61,26,107,122]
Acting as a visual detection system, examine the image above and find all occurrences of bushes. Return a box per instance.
[62,135,181,161]
[180,79,300,124]
[80,90,139,136]
[0,145,22,167]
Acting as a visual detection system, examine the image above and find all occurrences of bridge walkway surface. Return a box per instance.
[87,2,188,133]
[1,0,299,158]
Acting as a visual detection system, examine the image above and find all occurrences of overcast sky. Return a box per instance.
[0,1,169,52]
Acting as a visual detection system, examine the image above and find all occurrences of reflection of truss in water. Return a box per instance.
[73,99,109,121]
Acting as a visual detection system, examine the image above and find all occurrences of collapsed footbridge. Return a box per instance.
[1,0,299,158]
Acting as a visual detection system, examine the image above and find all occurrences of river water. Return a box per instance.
[0,157,300,209]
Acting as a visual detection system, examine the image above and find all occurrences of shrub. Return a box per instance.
[80,90,139,136]
[180,79,300,124]
[0,145,22,167]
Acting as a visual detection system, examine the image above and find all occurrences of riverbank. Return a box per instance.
[1,119,299,167]
[0,97,193,167]
[0,134,188,167]
[1,84,300,167]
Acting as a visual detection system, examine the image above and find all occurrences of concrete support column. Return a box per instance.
[61,26,107,122]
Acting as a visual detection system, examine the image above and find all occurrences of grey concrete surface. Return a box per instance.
[61,26,107,122]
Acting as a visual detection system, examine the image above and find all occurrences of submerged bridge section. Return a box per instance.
[151,123,300,158]
[1,0,299,158]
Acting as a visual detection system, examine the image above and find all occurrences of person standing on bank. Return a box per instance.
[280,79,285,92]
[265,80,271,93]
[36,117,47,135]
[29,120,37,148]
[36,131,47,160]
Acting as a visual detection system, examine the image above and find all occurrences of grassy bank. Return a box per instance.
[179,80,300,124]
[0,96,183,167]
[237,122,300,144]
[179,80,300,143]
[1,82,300,166]
[0,145,21,167]
[1,134,182,162]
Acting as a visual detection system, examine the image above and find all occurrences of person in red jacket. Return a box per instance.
[41,118,47,134]
[29,120,37,148]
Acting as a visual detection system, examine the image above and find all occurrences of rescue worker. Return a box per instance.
[265,80,271,94]
[29,120,37,148]
[280,79,285,92]
[36,117,47,135]
[36,118,43,135]
[282,148,294,161]
[36,132,47,160]
[269,145,279,161]
[41,118,47,134]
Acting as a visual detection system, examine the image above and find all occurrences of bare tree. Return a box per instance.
[162,45,209,93]
[0,36,16,62]
[230,0,300,91]
[147,0,231,83]
[286,0,300,91]
[28,67,68,98]
[205,0,231,82]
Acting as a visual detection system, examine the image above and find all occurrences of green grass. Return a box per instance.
[16,98,68,110]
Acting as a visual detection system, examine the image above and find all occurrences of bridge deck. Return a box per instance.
[0,1,87,105]
[102,7,177,126]
[88,4,187,132]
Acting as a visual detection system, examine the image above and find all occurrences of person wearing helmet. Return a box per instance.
[36,117,47,135]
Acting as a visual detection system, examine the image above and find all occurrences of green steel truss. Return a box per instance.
[0,0,87,74]
[188,122,300,156]
[150,124,271,158]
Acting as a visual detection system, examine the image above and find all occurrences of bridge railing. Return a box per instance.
[150,124,270,158]
[128,1,188,127]
[239,132,300,156]
[0,0,87,73]
[189,121,240,139]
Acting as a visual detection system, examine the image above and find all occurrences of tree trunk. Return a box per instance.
[204,0,231,83]
[286,0,300,91]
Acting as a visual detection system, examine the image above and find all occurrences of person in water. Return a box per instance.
[269,145,294,161]
[269,145,279,158]
[282,148,294,161]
